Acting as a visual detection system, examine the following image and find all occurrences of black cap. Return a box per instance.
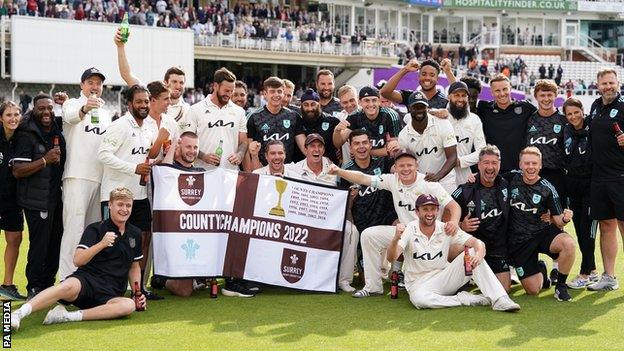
[375,80,387,89]
[81,67,106,83]
[359,86,380,100]
[448,81,469,95]
[415,194,440,207]
[393,148,417,161]
[407,91,429,107]
[300,88,320,103]
[305,133,325,147]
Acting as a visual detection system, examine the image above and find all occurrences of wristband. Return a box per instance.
[42,157,47,168]
[80,106,87,115]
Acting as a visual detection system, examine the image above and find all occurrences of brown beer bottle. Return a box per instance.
[210,278,218,298]
[139,157,149,186]
[53,135,60,148]
[390,271,399,299]
[133,281,145,311]
[464,246,473,276]
[613,122,624,149]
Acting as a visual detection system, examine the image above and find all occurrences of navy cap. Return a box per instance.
[305,133,325,146]
[300,89,320,103]
[407,91,429,107]
[81,67,106,83]
[359,86,380,100]
[415,194,440,207]
[448,81,469,95]
[393,148,417,161]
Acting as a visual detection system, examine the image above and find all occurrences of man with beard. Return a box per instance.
[98,85,157,299]
[185,68,248,171]
[587,68,624,291]
[460,76,482,114]
[58,67,112,281]
[477,74,537,174]
[445,82,486,186]
[316,69,343,117]
[379,59,450,109]
[396,92,458,194]
[299,89,340,165]
[387,194,520,311]
[244,77,306,171]
[115,29,190,133]
[452,145,512,291]
[505,147,576,301]
[232,81,249,110]
[251,140,297,177]
[12,94,66,299]
[328,150,461,297]
[333,87,402,158]
[282,79,300,114]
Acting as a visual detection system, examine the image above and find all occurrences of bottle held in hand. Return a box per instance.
[464,246,473,276]
[133,281,145,311]
[139,157,149,186]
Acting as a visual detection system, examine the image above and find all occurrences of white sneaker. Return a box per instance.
[567,275,590,289]
[339,283,355,293]
[10,312,20,331]
[43,305,70,325]
[587,273,619,291]
[352,289,382,298]
[457,291,490,306]
[492,296,521,312]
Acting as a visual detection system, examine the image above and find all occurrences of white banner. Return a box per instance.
[151,165,348,292]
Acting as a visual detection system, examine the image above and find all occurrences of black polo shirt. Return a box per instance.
[477,100,537,172]
[246,106,305,165]
[321,97,343,118]
[346,107,402,150]
[589,94,624,181]
[0,128,18,211]
[301,112,341,165]
[76,219,143,293]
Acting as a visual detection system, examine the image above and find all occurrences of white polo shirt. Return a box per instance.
[399,114,457,187]
[449,112,486,186]
[371,172,452,224]
[98,112,156,201]
[145,114,179,158]
[185,95,247,171]
[62,92,112,183]
[291,157,338,186]
[253,164,298,178]
[399,220,472,285]
[165,98,191,133]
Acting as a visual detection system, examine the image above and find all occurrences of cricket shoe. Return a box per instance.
[567,275,590,289]
[587,273,619,291]
[457,291,490,306]
[352,289,382,298]
[222,280,255,297]
[492,296,521,312]
[0,284,26,300]
[554,285,572,302]
[43,305,71,325]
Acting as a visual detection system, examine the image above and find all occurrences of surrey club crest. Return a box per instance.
[178,173,204,206]
[281,248,307,283]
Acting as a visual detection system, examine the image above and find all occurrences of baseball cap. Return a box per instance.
[81,67,106,83]
[407,91,429,108]
[415,194,440,207]
[359,86,380,100]
[448,81,469,95]
[305,133,325,147]
[300,88,320,103]
[375,80,387,89]
[393,148,417,161]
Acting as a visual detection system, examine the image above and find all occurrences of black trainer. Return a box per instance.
[538,260,551,290]
[26,287,43,301]
[222,279,255,297]
[150,275,167,290]
[554,285,572,302]
[550,268,559,285]
[241,280,263,294]
[142,289,165,300]
[0,285,26,300]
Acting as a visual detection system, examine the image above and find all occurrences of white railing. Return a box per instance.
[577,33,616,63]
[194,33,398,57]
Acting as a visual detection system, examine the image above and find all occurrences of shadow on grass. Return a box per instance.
[13,283,624,348]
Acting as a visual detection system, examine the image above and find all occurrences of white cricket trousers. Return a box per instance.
[59,178,101,280]
[339,220,359,287]
[360,225,396,293]
[407,250,507,309]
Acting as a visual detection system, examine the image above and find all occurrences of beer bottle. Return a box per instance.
[53,136,60,149]
[613,122,624,149]
[464,246,473,276]
[133,281,145,311]
[120,13,130,43]
[210,278,218,298]
[390,271,398,299]
[139,156,149,186]
[215,140,224,158]
[90,93,99,124]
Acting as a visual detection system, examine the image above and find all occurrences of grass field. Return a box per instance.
[4,225,624,351]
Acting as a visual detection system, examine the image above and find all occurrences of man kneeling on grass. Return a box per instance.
[387,194,520,312]
[11,187,145,330]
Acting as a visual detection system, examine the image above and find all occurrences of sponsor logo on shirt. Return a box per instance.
[553,124,561,133]
[456,136,470,143]
[84,125,106,135]
[398,200,415,212]
[261,123,270,133]
[532,194,542,204]
[358,186,378,197]
[414,250,443,261]
[415,147,438,156]
[283,120,291,128]
[322,122,329,131]
[131,147,149,155]
[610,109,618,118]
[263,133,290,142]
[511,188,519,198]
[528,126,537,133]
[371,139,385,148]
[482,208,502,219]
[207,120,235,128]
[510,199,538,214]
[529,136,557,145]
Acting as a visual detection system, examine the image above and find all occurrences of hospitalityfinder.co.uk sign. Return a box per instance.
[444,0,576,10]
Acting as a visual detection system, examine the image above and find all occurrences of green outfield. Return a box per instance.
[3,225,624,351]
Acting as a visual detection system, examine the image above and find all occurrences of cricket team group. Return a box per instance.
[3,28,624,330]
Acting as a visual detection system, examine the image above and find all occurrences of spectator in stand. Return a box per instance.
[555,65,564,87]
[539,64,546,80]
[548,64,555,80]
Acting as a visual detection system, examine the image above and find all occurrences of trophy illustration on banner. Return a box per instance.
[270,179,288,217]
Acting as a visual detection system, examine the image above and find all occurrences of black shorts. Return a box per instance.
[484,255,511,274]
[0,207,24,232]
[590,181,624,221]
[510,225,561,280]
[61,270,121,309]
[101,198,152,231]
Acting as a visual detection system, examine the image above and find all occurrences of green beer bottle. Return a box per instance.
[90,93,99,124]
[215,140,223,158]
[120,13,130,43]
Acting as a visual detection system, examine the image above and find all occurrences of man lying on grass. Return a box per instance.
[387,194,520,312]
[11,187,146,330]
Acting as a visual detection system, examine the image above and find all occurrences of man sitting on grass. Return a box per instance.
[11,187,145,330]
